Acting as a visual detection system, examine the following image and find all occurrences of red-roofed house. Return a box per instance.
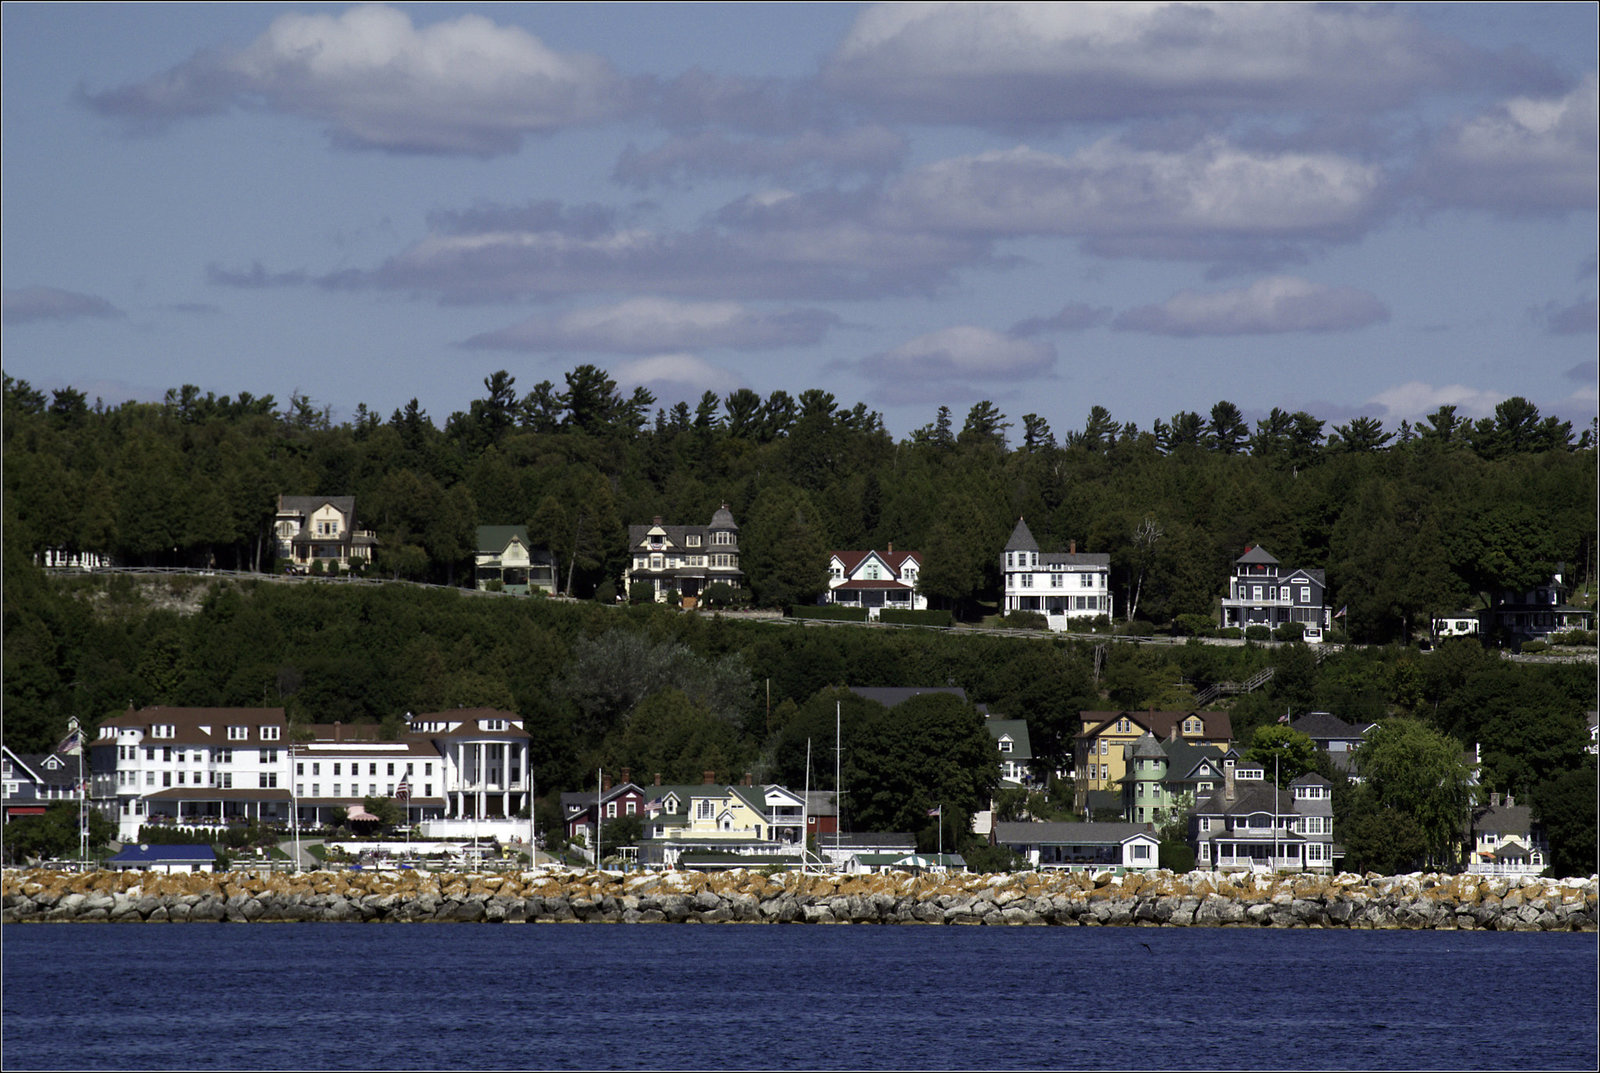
[824,546,925,619]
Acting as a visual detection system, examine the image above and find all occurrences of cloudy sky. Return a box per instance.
[4,2,1595,438]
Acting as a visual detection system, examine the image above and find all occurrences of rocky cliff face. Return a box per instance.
[3,867,1594,929]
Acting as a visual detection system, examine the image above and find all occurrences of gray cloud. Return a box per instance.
[2,286,122,325]
[81,5,627,156]
[207,262,309,288]
[1535,298,1599,335]
[1114,276,1390,336]
[849,325,1055,407]
[1009,303,1111,338]
[1410,74,1598,214]
[614,126,907,188]
[463,297,839,352]
[824,3,1544,128]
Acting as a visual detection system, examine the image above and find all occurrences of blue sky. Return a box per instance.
[3,2,1595,439]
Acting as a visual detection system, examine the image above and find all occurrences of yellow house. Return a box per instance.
[1073,710,1232,814]
[640,778,807,869]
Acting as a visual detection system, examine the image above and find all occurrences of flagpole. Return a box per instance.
[595,767,603,871]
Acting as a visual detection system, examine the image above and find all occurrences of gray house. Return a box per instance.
[1219,545,1331,642]
[1191,768,1335,873]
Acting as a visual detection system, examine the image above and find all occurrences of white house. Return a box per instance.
[1001,519,1111,628]
[991,821,1161,873]
[89,706,533,841]
[274,495,378,572]
[1467,794,1548,876]
[474,525,555,594]
[825,546,925,618]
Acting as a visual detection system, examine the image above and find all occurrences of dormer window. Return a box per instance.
[687,534,701,547]
[228,726,248,741]
[260,726,280,741]
[482,719,507,732]
[151,724,175,739]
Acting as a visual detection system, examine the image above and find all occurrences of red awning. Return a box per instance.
[346,805,380,822]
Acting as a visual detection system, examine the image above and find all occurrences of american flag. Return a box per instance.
[927,806,942,817]
[395,778,410,802]
[56,726,83,756]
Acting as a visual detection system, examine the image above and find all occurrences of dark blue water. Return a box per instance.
[4,923,1595,1070]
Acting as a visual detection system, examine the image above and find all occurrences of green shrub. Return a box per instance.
[1549,629,1596,646]
[628,581,655,604]
[999,610,1048,630]
[1518,640,1549,654]
[1174,613,1215,637]
[484,579,504,593]
[791,604,869,622]
[880,608,954,628]
[1121,619,1157,637]
[1158,840,1195,873]
[1273,621,1305,642]
[701,581,736,609]
[1217,627,1243,639]
[1244,625,1271,641]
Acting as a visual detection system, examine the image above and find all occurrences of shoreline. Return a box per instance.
[4,867,1594,929]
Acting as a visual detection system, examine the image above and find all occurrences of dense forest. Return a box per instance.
[4,370,1595,872]
[4,369,1594,645]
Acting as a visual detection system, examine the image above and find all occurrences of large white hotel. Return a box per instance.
[89,706,533,841]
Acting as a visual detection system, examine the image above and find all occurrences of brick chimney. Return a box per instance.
[333,720,341,743]
[654,773,662,787]
[703,769,716,785]
[887,542,893,554]
[1224,764,1236,803]
[620,768,630,785]
[742,772,752,787]
[602,771,612,793]
[1069,539,1076,554]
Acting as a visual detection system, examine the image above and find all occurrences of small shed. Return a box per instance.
[106,844,217,873]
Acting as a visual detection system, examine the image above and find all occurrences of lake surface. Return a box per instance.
[4,923,1595,1070]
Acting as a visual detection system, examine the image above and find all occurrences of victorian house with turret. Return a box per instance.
[623,504,743,605]
[1001,518,1111,630]
[1219,545,1331,642]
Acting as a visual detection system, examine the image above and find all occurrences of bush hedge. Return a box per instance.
[881,608,954,628]
[791,604,869,622]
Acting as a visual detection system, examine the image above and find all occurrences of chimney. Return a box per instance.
[742,772,753,787]
[334,720,341,743]
[653,515,663,525]
[1505,793,1514,808]
[1069,539,1077,554]
[620,767,631,786]
[602,771,612,793]
[887,541,894,555]
[1224,764,1236,803]
[1490,792,1501,808]
[654,772,662,787]
[703,769,716,785]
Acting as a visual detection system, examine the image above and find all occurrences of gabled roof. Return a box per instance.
[1236,545,1280,565]
[848,686,980,712]
[476,524,536,554]
[1005,518,1039,553]
[831,549,922,576]
[1078,710,1233,744]
[278,494,355,519]
[993,821,1157,846]
[987,718,1033,759]
[1290,711,1371,742]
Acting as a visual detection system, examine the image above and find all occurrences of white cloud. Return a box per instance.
[463,297,838,352]
[613,353,744,408]
[1415,73,1598,213]
[2,286,122,324]
[826,3,1488,125]
[1114,276,1389,336]
[613,126,907,187]
[1366,381,1508,421]
[84,5,626,155]
[871,325,1054,380]
[883,138,1384,262]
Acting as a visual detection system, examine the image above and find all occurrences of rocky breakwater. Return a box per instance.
[3,867,1595,929]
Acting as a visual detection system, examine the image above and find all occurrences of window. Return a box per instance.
[651,555,663,570]
[696,799,715,820]
[261,750,277,765]
[220,773,232,789]
[216,749,232,764]
[1021,573,1032,588]
[369,784,376,796]
[998,739,1013,753]
[1099,740,1108,755]
[259,773,277,788]
[714,531,732,545]
[424,784,433,798]
[162,772,171,787]
[151,724,175,739]
[1051,574,1062,587]
[312,784,321,797]
[687,534,701,547]
[606,802,617,818]
[626,799,636,815]
[369,763,378,776]
[1081,573,1093,587]
[387,763,395,776]
[333,763,341,776]
[261,727,280,741]
[228,726,248,741]
[147,772,156,786]
[1131,843,1150,860]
